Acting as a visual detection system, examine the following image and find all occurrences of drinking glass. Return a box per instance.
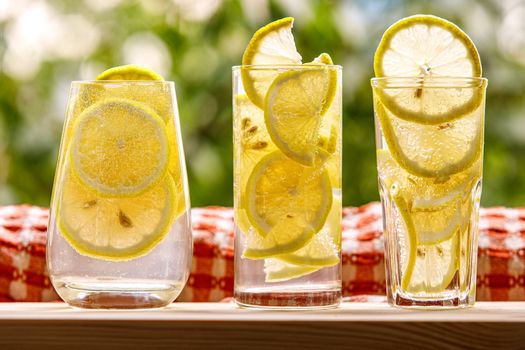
[372,76,487,308]
[233,65,342,309]
[47,81,192,309]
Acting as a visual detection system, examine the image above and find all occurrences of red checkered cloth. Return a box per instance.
[0,205,57,302]
[1,203,524,302]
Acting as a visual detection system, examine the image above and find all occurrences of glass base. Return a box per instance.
[52,278,183,309]
[234,287,341,310]
[389,292,475,310]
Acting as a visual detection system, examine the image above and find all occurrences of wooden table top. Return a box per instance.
[1,302,524,349]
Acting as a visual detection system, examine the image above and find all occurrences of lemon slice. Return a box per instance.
[307,53,338,115]
[378,149,479,245]
[264,57,337,165]
[375,99,483,178]
[166,116,187,219]
[278,196,341,266]
[241,17,302,108]
[58,170,176,261]
[407,235,459,294]
[243,151,332,258]
[279,228,339,267]
[264,258,320,283]
[412,202,461,245]
[376,149,481,200]
[393,187,459,293]
[374,15,483,124]
[391,190,418,291]
[233,94,278,234]
[94,65,177,124]
[70,98,169,196]
[96,64,164,80]
[234,94,277,185]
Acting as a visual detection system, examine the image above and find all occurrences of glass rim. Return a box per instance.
[371,76,487,88]
[232,64,342,70]
[70,80,175,85]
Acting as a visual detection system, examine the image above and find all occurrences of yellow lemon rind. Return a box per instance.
[241,17,297,108]
[374,14,481,78]
[96,64,164,81]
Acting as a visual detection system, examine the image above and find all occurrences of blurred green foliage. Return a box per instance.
[0,0,524,208]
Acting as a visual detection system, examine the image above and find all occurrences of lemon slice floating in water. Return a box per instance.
[264,53,337,165]
[264,258,321,283]
[70,98,169,197]
[374,100,482,178]
[243,151,332,258]
[58,171,176,261]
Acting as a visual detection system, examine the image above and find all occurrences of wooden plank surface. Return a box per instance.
[1,302,524,349]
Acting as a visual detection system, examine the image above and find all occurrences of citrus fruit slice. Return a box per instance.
[279,228,339,267]
[411,201,461,245]
[241,17,302,108]
[391,190,418,291]
[165,117,187,219]
[308,53,338,115]
[278,195,341,266]
[376,149,482,200]
[233,94,277,234]
[58,170,176,261]
[374,14,483,124]
[407,235,459,294]
[393,188,459,293]
[264,57,337,165]
[70,98,169,197]
[242,151,332,258]
[377,149,480,245]
[95,65,176,123]
[375,99,483,178]
[96,64,164,80]
[235,94,277,182]
[264,258,320,283]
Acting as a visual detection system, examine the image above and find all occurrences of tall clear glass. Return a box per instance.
[47,81,192,309]
[372,77,487,308]
[233,65,342,309]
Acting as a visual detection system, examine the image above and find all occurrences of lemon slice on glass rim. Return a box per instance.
[241,17,302,108]
[96,64,164,80]
[373,14,485,124]
[70,98,169,197]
